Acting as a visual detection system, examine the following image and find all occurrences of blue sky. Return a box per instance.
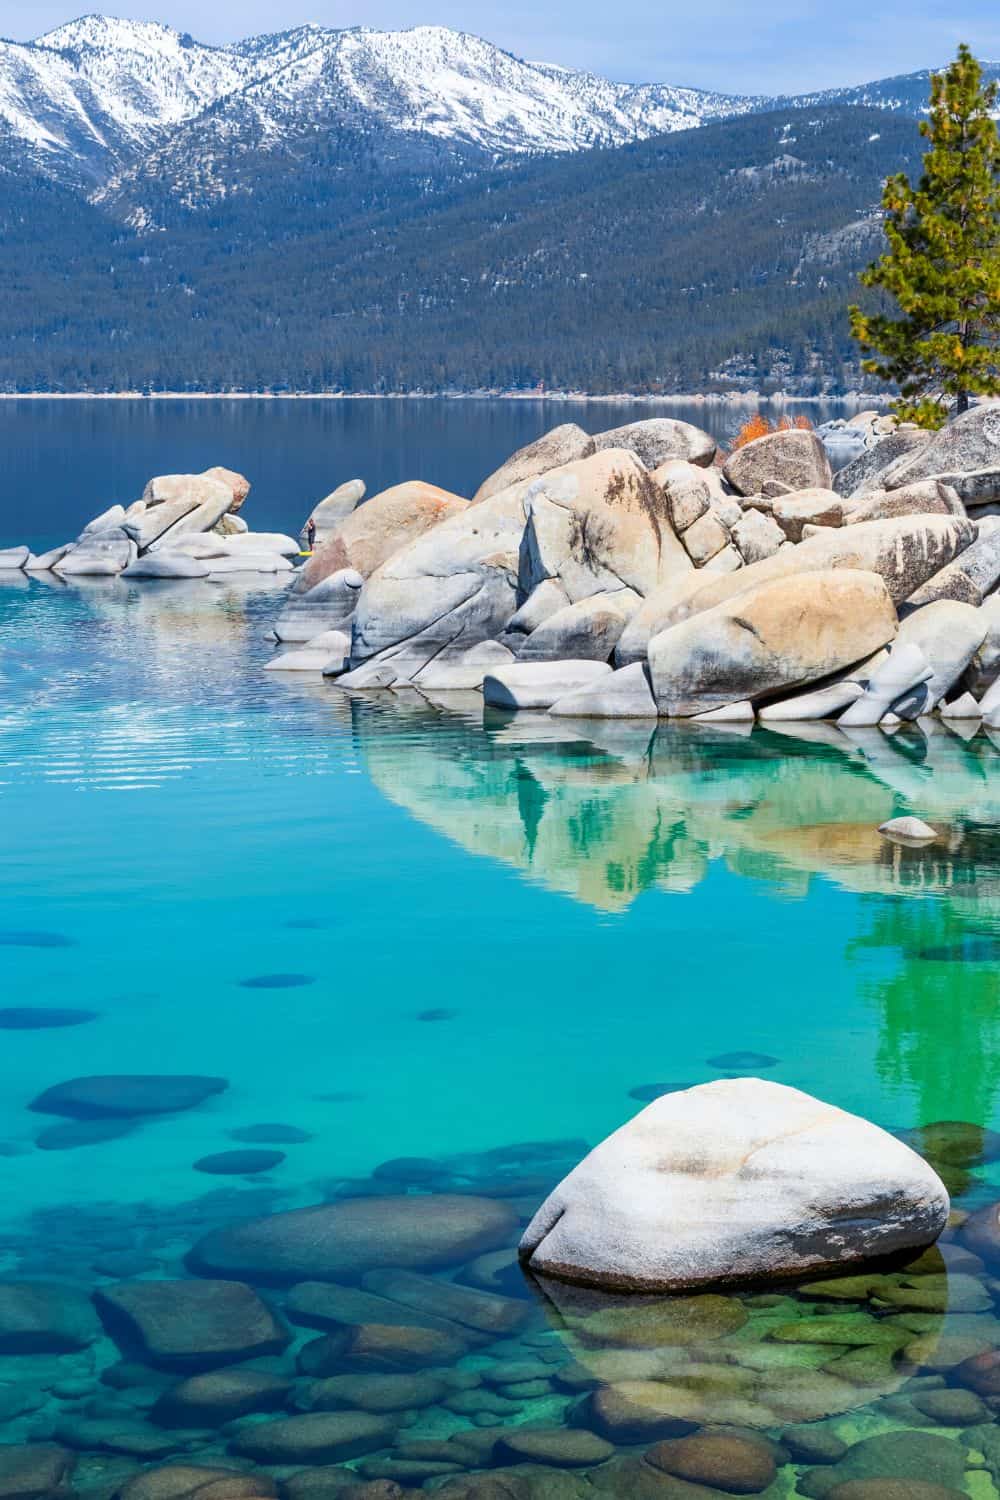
[3,0,1000,94]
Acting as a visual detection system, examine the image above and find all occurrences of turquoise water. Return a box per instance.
[1,572,1000,1495]
[1,394,999,1496]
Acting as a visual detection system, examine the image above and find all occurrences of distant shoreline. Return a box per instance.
[0,390,887,405]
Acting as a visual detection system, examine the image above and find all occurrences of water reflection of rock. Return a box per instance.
[525,1248,973,1432]
[350,694,1000,917]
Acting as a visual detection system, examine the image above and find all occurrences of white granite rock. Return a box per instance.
[483,661,612,710]
[878,816,938,844]
[837,643,934,727]
[548,662,658,719]
[519,1078,949,1292]
[0,546,29,570]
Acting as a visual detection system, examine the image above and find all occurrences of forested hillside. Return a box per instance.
[0,107,920,393]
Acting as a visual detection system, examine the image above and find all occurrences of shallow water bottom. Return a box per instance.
[0,575,999,1496]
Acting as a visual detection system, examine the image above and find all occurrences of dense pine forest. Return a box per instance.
[0,106,921,393]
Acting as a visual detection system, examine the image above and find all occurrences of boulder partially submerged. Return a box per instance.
[519,1079,948,1292]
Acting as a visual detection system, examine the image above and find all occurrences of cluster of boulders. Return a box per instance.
[0,468,300,581]
[269,408,1000,734]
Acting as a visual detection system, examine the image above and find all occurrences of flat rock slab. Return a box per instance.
[0,1283,99,1353]
[94,1279,289,1370]
[359,1268,531,1335]
[188,1195,516,1282]
[231,1411,397,1464]
[0,1008,97,1029]
[30,1075,227,1119]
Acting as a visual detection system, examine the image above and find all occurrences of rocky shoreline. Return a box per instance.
[5,406,1000,736]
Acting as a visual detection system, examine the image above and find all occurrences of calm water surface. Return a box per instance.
[0,399,998,1496]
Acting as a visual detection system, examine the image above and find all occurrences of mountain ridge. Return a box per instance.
[3,13,997,200]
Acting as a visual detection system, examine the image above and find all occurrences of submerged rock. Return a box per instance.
[30,1075,227,1119]
[0,1282,99,1353]
[94,1279,289,1370]
[189,1195,517,1282]
[519,1079,949,1291]
[231,1412,397,1464]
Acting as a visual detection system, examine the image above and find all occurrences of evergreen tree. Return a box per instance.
[850,45,1000,427]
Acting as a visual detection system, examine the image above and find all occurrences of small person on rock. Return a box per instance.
[305,517,317,552]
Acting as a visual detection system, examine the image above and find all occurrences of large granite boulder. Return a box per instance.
[904,520,1000,608]
[843,480,964,525]
[203,466,251,512]
[303,479,366,548]
[473,424,595,504]
[140,474,236,544]
[231,1411,396,1465]
[723,431,833,497]
[519,1079,949,1291]
[630,515,975,648]
[654,460,712,533]
[888,602,988,714]
[966,594,1000,696]
[349,483,526,680]
[351,450,690,682]
[520,449,691,601]
[274,569,364,641]
[884,405,1000,503]
[294,482,467,593]
[833,430,931,498]
[592,418,716,469]
[94,1280,289,1370]
[131,498,201,551]
[771,489,844,542]
[518,590,640,662]
[647,569,897,716]
[188,1196,516,1283]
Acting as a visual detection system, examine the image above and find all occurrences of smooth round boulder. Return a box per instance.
[494,1429,613,1468]
[94,1279,289,1370]
[115,1466,276,1500]
[519,1079,949,1292]
[645,1432,777,1493]
[188,1195,516,1282]
[30,1075,227,1120]
[231,1412,396,1465]
[593,418,716,470]
[723,430,833,497]
[575,1382,698,1443]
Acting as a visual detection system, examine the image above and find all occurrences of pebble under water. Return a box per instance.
[1,574,1000,1500]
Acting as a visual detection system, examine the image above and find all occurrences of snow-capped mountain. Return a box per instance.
[0,15,997,202]
[0,15,755,190]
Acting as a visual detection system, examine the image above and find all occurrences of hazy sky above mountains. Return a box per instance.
[2,0,999,93]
